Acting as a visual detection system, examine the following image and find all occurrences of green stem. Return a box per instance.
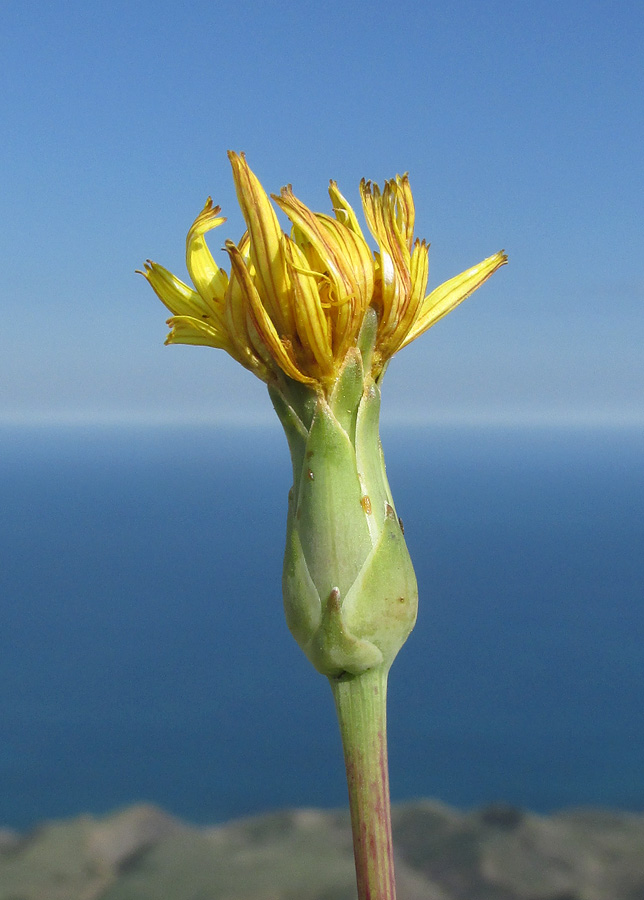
[329,666,396,900]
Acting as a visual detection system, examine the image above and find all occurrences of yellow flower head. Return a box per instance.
[139,153,506,390]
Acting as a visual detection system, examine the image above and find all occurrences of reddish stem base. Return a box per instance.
[330,666,396,900]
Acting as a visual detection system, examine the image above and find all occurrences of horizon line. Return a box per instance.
[1,409,644,430]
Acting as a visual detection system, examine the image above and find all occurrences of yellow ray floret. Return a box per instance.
[185,198,229,331]
[139,154,507,390]
[400,251,508,349]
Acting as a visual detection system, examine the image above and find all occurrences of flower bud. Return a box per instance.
[270,310,418,676]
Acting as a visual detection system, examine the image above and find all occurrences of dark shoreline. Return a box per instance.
[2,799,644,900]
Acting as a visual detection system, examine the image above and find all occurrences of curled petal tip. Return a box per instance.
[136,260,156,278]
[275,184,294,201]
[490,249,509,270]
[227,149,248,166]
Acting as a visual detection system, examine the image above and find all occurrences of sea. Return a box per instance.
[1,422,643,831]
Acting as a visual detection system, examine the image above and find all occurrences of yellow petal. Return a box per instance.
[228,152,294,336]
[328,181,366,240]
[225,240,315,385]
[391,174,415,252]
[316,213,374,307]
[283,235,334,376]
[137,261,205,317]
[274,187,373,356]
[221,244,270,379]
[273,186,345,282]
[380,238,429,359]
[316,213,375,355]
[400,251,508,348]
[409,239,430,312]
[360,179,410,345]
[185,198,229,326]
[165,315,233,350]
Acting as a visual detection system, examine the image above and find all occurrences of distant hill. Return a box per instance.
[1,800,644,899]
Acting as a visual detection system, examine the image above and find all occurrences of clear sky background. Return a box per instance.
[1,0,642,426]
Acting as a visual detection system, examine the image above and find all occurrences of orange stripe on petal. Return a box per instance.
[228,152,293,336]
[283,236,334,377]
[225,240,315,385]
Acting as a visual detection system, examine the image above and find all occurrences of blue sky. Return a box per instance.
[1,0,642,426]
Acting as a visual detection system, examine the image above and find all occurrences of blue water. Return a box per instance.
[1,423,643,830]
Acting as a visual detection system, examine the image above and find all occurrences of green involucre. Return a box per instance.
[270,318,418,677]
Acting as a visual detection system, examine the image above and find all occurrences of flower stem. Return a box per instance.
[329,665,396,900]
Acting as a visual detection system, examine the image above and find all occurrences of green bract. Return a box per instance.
[269,310,418,677]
